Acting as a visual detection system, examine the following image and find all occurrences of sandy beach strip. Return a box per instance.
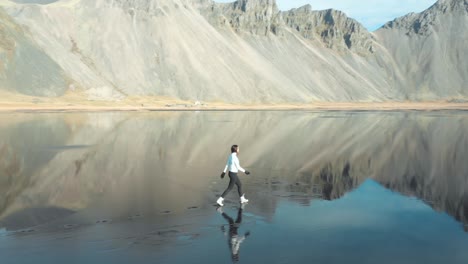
[1,101,468,112]
[1,91,468,112]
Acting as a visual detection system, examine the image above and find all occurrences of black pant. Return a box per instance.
[222,208,243,235]
[221,172,243,198]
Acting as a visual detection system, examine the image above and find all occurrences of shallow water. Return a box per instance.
[0,111,467,264]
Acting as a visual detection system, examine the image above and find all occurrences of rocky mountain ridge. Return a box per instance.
[382,0,468,35]
[282,5,375,55]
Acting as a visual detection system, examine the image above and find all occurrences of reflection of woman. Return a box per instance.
[219,207,250,262]
[217,145,250,207]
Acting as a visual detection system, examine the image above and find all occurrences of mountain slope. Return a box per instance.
[0,0,465,103]
[0,7,68,96]
[11,0,59,4]
[375,0,468,100]
[0,0,402,102]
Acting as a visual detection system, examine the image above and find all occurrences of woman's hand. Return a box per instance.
[245,171,251,175]
[220,172,226,179]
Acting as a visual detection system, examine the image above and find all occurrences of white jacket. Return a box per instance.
[223,153,246,173]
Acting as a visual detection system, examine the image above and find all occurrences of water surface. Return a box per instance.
[0,111,467,263]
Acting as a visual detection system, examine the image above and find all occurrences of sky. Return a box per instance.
[215,0,438,31]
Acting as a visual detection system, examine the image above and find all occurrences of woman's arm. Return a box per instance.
[223,156,230,173]
[234,157,246,173]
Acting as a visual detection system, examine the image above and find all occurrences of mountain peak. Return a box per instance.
[433,0,468,12]
[380,0,467,35]
[282,7,375,55]
[197,0,282,36]
[233,0,278,11]
[290,4,312,12]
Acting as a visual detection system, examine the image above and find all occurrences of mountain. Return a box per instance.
[376,0,468,100]
[0,0,466,103]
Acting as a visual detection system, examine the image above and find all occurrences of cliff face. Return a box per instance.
[194,0,283,35]
[0,0,466,102]
[221,0,283,35]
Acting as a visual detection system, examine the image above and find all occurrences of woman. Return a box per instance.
[216,145,251,207]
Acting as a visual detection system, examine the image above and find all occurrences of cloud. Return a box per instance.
[214,0,438,31]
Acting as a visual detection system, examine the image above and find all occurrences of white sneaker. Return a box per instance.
[217,197,224,206]
[240,195,249,204]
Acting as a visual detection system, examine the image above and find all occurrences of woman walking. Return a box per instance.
[217,145,251,206]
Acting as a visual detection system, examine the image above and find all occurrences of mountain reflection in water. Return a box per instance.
[0,111,467,235]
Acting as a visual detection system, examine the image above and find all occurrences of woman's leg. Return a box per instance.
[235,175,243,197]
[235,208,243,224]
[221,173,236,198]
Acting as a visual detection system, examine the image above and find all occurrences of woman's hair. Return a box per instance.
[231,145,239,153]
